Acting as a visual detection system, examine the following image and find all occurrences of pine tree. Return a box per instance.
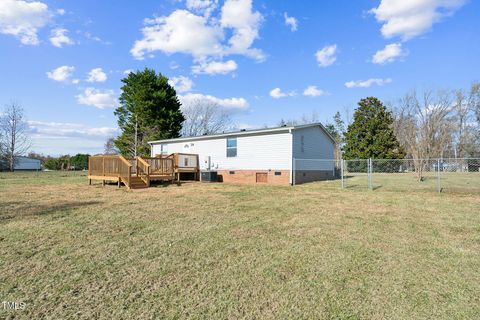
[114,69,185,157]
[343,97,404,160]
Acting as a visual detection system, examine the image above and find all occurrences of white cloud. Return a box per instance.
[56,8,65,15]
[46,65,76,83]
[0,0,52,45]
[370,0,467,41]
[269,88,296,99]
[123,69,133,75]
[28,120,117,139]
[315,44,337,67]
[284,12,298,32]
[168,76,194,93]
[186,0,218,16]
[220,0,264,61]
[131,10,223,60]
[49,28,74,47]
[345,78,392,88]
[192,59,237,75]
[372,42,407,64]
[76,88,117,109]
[28,120,118,155]
[131,0,264,63]
[84,32,111,45]
[303,86,326,97]
[179,93,248,111]
[87,68,107,83]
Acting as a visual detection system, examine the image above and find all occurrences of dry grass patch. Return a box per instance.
[0,172,479,319]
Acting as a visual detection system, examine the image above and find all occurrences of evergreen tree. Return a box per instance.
[343,97,404,160]
[114,68,185,157]
[70,154,89,170]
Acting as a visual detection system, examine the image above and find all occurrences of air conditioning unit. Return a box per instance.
[201,171,218,182]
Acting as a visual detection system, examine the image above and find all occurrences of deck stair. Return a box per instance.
[128,176,149,189]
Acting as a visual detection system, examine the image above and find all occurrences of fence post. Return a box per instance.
[340,159,344,189]
[437,159,441,193]
[368,158,373,190]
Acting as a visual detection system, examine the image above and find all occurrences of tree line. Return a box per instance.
[323,84,480,161]
[1,67,478,172]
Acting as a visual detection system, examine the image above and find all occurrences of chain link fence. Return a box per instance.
[293,158,480,194]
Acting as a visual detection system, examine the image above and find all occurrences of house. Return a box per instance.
[148,123,336,185]
[0,157,42,171]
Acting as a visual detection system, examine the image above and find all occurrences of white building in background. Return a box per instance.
[0,157,41,171]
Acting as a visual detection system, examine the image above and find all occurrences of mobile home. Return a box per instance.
[149,123,336,185]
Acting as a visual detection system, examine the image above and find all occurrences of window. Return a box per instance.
[226,137,237,157]
[274,171,282,176]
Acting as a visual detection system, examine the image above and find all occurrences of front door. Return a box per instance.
[256,172,268,183]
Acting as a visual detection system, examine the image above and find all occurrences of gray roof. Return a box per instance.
[148,122,336,145]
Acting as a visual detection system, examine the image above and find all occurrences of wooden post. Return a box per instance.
[196,154,200,181]
[89,179,91,185]
[118,179,121,188]
[102,180,105,187]
[128,166,131,189]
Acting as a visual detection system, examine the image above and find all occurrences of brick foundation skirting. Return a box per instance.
[217,170,290,185]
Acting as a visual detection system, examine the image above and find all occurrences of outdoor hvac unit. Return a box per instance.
[201,171,218,182]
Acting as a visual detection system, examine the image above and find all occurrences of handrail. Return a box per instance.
[118,155,133,189]
[137,156,150,168]
[136,156,151,187]
[119,155,133,167]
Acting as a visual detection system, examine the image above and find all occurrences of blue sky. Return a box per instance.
[1,0,479,155]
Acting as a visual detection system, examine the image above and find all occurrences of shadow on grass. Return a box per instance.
[150,181,189,188]
[0,201,102,221]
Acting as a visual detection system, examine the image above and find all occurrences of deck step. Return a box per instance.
[126,176,148,189]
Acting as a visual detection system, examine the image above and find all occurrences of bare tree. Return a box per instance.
[452,82,480,157]
[277,111,320,127]
[181,99,232,137]
[104,137,118,155]
[393,90,454,180]
[0,103,31,171]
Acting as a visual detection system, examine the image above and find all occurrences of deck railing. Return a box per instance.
[142,157,174,177]
[88,155,133,188]
[137,157,151,186]
[173,153,199,171]
[88,153,199,187]
[118,156,133,188]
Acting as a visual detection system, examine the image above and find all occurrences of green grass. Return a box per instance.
[1,173,479,319]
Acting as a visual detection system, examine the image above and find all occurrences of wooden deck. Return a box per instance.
[88,153,199,189]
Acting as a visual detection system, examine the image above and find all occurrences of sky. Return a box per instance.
[0,0,479,155]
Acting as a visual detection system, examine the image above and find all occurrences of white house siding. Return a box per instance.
[151,131,293,171]
[292,126,335,182]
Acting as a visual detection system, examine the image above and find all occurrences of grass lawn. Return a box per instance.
[1,172,479,319]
